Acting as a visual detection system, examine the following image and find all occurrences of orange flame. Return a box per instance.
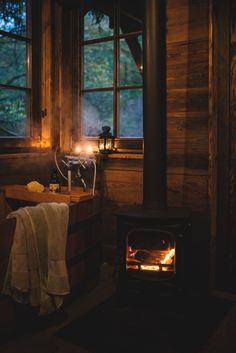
[162,248,175,264]
[127,247,175,272]
[140,265,160,271]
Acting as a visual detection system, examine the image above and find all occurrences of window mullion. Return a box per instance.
[113,38,118,138]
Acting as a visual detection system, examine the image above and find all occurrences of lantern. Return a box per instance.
[98,126,115,153]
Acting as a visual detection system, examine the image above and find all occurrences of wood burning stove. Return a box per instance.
[116,207,191,297]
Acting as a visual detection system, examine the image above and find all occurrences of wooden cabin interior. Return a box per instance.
[1,0,236,352]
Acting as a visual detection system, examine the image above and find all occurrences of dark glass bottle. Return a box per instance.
[49,169,61,193]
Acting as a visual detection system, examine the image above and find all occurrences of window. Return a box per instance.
[0,0,31,138]
[80,0,144,145]
[0,0,40,147]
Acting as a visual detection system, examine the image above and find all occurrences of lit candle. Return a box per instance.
[68,169,72,192]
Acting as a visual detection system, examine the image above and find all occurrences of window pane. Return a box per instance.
[0,0,27,37]
[119,89,143,138]
[0,89,29,136]
[0,35,27,87]
[119,0,144,34]
[82,91,113,137]
[83,42,113,89]
[120,36,143,86]
[83,8,114,41]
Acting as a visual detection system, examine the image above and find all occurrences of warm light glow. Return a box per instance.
[162,248,175,264]
[140,265,160,271]
[126,246,175,273]
[75,144,94,155]
[85,145,93,154]
[75,145,81,153]
[31,136,50,148]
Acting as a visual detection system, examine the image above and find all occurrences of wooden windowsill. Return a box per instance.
[0,148,51,159]
[98,152,143,160]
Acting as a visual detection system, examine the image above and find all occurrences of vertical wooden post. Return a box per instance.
[210,0,230,290]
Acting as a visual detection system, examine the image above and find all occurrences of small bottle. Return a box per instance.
[49,169,61,193]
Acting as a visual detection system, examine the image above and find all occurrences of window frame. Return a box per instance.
[79,1,143,152]
[0,0,42,152]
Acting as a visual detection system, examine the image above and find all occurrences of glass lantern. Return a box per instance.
[98,126,115,153]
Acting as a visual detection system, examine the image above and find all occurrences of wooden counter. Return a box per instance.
[4,184,94,204]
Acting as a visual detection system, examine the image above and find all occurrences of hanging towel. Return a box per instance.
[2,202,70,315]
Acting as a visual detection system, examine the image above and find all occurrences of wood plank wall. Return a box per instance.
[217,0,236,291]
[208,0,236,292]
[0,152,54,219]
[229,0,236,287]
[210,0,230,291]
[167,0,209,213]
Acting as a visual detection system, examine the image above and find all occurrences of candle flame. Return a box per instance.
[75,145,81,153]
[86,145,93,154]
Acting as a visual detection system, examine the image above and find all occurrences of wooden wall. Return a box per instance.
[229,0,236,286]
[210,0,236,292]
[0,152,54,219]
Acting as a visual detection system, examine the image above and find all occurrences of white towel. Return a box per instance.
[2,202,70,315]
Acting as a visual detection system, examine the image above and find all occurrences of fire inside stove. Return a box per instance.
[126,229,176,275]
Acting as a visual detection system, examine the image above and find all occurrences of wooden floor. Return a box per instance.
[0,263,115,353]
[199,302,236,353]
[1,263,236,353]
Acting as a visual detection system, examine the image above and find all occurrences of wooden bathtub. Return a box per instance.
[0,185,102,334]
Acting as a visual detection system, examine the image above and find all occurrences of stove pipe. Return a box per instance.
[143,0,167,210]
